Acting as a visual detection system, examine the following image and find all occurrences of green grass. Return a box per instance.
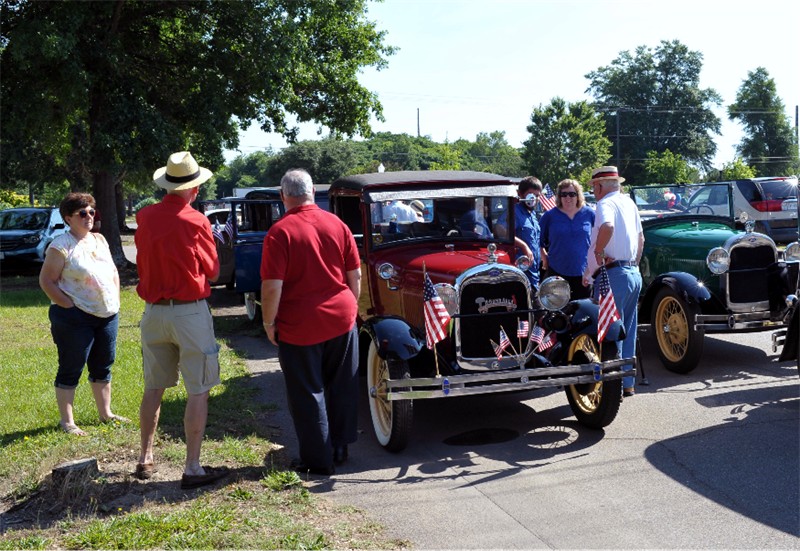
[0,282,406,550]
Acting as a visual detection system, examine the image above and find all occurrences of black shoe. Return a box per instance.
[623,387,635,398]
[180,466,229,489]
[290,458,334,476]
[333,445,349,465]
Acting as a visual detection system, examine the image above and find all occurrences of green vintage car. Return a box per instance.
[629,182,800,373]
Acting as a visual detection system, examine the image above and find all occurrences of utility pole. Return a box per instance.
[417,108,420,138]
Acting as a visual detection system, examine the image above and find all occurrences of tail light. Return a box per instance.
[749,200,784,212]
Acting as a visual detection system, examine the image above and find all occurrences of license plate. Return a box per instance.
[781,201,797,212]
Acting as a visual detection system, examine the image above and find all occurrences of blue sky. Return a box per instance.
[225,0,799,170]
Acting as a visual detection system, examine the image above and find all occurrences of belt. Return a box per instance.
[149,298,202,306]
[593,260,637,279]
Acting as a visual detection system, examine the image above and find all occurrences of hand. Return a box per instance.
[263,324,277,346]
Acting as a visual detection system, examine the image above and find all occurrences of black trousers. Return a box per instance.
[277,325,358,469]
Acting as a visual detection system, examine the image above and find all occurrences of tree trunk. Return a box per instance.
[115,181,127,230]
[93,170,128,268]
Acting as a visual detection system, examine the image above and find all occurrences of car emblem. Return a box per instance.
[488,268,501,278]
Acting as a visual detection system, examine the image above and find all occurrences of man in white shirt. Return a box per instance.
[382,200,418,223]
[582,166,643,398]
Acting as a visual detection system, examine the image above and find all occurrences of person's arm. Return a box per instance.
[260,279,283,346]
[593,222,614,263]
[636,231,644,264]
[38,248,73,308]
[346,267,361,299]
[540,247,549,271]
[514,236,533,259]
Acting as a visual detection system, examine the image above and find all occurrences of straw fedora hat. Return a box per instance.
[153,151,213,191]
[588,165,625,185]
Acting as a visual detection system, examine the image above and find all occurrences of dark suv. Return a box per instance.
[328,170,633,452]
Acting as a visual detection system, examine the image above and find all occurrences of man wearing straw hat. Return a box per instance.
[583,166,643,398]
[134,151,229,489]
[260,168,361,476]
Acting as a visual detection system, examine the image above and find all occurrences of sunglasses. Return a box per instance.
[559,192,578,198]
[75,208,96,218]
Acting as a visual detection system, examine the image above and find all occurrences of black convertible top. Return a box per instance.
[330,170,512,193]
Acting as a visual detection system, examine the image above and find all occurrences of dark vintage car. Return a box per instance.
[198,186,329,319]
[328,170,634,451]
[630,182,800,374]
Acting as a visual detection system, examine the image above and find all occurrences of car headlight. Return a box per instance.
[515,255,531,272]
[539,275,570,311]
[706,247,730,275]
[784,242,800,262]
[435,283,458,316]
[21,232,42,245]
[377,262,395,280]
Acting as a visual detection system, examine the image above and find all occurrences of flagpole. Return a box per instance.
[423,261,441,378]
[501,326,519,357]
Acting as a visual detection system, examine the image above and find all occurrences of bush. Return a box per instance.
[134,197,158,212]
[0,189,31,208]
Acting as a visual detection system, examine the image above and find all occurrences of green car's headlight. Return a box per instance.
[706,247,730,275]
[784,242,800,262]
[539,276,571,311]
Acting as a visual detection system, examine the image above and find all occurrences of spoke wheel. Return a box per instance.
[652,287,703,373]
[244,291,261,323]
[565,334,622,429]
[366,341,412,452]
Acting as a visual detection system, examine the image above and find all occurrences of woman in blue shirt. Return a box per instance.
[540,179,595,299]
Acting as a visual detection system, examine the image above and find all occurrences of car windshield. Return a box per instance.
[0,209,49,230]
[368,196,514,247]
[630,183,733,221]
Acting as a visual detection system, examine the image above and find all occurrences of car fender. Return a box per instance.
[567,298,626,343]
[639,272,712,321]
[360,316,425,362]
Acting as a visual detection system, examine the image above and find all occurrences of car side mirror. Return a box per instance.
[52,223,65,230]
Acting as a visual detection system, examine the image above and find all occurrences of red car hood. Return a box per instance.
[370,244,516,283]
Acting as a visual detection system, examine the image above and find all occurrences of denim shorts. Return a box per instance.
[49,304,119,389]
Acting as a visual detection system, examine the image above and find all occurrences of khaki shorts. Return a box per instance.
[140,300,220,395]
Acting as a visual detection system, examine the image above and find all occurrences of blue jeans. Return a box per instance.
[595,266,642,389]
[49,304,118,388]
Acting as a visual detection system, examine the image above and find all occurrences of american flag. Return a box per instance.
[539,331,557,351]
[212,220,224,242]
[492,341,503,360]
[498,327,511,354]
[596,265,621,343]
[540,184,557,211]
[222,213,235,241]
[517,319,529,338]
[423,273,451,349]
[530,325,546,346]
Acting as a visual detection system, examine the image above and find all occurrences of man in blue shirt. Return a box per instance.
[497,176,542,289]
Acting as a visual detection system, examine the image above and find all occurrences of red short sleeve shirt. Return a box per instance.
[135,194,219,303]
[260,204,360,345]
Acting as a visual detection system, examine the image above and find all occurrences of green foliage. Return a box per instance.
[452,131,525,176]
[0,188,30,208]
[428,142,462,170]
[262,470,303,491]
[721,158,758,180]
[728,67,798,176]
[586,40,722,182]
[642,149,698,184]
[522,97,612,185]
[133,197,158,212]
[1,0,394,263]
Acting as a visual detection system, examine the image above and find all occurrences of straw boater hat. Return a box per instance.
[588,165,625,185]
[153,151,213,191]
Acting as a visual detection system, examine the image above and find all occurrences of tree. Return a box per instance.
[267,139,369,185]
[641,150,698,185]
[453,131,525,176]
[728,67,798,176]
[521,98,611,185]
[586,40,722,183]
[720,158,757,181]
[1,0,393,266]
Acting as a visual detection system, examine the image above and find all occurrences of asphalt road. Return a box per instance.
[214,287,799,550]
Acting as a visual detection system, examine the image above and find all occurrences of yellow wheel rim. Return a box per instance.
[654,296,689,363]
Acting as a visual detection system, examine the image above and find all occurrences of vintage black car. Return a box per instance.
[328,170,634,452]
[630,182,800,374]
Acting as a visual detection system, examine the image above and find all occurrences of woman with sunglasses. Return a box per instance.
[539,179,595,299]
[39,192,128,435]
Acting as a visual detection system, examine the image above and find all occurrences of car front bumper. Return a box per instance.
[375,357,635,401]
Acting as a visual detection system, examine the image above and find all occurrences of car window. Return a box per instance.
[631,183,732,220]
[368,196,513,248]
[757,179,797,201]
[0,210,49,230]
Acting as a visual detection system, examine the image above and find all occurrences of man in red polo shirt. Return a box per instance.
[260,168,361,476]
[134,151,228,489]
